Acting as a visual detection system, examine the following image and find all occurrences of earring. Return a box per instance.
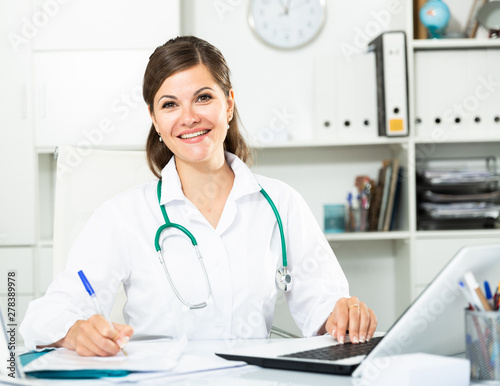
[158,133,163,142]
[227,123,230,129]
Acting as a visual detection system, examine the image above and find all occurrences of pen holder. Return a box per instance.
[465,310,500,382]
[324,204,346,233]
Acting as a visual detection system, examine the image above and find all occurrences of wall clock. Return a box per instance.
[248,0,326,50]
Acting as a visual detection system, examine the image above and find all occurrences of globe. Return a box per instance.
[420,0,451,39]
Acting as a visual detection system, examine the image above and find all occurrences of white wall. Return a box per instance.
[180,0,410,331]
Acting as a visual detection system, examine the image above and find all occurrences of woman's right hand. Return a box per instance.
[57,315,134,356]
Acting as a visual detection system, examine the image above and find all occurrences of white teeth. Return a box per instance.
[180,130,208,139]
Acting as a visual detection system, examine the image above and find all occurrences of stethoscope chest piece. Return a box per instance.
[275,267,292,292]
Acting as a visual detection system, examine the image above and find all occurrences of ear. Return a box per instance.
[227,89,235,115]
[148,105,158,129]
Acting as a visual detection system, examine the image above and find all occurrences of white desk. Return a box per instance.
[12,340,356,386]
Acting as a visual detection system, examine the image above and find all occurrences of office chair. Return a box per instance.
[53,146,300,337]
[53,146,154,323]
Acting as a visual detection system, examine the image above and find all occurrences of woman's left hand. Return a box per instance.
[322,296,377,344]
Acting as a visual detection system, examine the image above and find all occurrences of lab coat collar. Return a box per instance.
[158,152,262,207]
[225,151,262,201]
[159,157,185,205]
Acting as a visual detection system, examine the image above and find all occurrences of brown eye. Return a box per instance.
[162,101,176,109]
[198,94,212,102]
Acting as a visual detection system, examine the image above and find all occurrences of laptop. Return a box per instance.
[216,243,500,378]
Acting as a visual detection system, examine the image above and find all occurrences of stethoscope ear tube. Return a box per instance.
[157,248,212,310]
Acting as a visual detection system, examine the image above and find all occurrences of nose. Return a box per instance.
[180,105,200,127]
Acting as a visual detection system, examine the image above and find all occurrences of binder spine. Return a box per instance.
[372,35,386,137]
[369,31,409,137]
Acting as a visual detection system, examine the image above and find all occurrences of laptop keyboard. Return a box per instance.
[280,336,383,361]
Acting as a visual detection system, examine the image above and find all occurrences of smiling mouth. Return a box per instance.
[179,130,209,139]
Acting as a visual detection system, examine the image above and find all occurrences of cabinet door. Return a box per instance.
[0,0,36,246]
[34,50,152,148]
[36,246,53,296]
[0,248,34,294]
[33,0,180,50]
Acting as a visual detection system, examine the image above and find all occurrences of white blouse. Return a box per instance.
[20,152,349,350]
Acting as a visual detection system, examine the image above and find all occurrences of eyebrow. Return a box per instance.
[157,87,215,103]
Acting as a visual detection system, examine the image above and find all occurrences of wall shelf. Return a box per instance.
[416,229,500,240]
[413,39,500,51]
[414,135,500,144]
[325,231,410,242]
[251,137,409,149]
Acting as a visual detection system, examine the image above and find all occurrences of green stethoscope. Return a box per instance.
[154,179,291,309]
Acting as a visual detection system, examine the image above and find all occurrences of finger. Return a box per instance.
[113,323,134,339]
[333,302,349,344]
[90,315,127,352]
[76,321,121,356]
[357,303,370,343]
[75,332,117,357]
[90,315,117,340]
[347,304,361,344]
[113,323,134,349]
[325,313,336,338]
[366,308,378,341]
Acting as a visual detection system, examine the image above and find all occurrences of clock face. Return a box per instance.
[249,0,326,49]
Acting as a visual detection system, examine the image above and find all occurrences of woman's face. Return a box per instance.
[150,63,234,166]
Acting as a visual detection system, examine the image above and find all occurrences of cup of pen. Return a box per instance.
[465,310,500,382]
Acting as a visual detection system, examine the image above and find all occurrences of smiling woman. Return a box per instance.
[149,64,234,168]
[20,35,376,357]
[143,36,250,179]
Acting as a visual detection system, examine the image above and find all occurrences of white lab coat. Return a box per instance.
[20,152,349,350]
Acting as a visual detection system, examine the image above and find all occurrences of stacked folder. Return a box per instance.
[416,157,500,230]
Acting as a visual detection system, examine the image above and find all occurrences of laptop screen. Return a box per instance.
[353,243,500,378]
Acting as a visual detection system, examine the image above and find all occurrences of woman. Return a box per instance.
[20,36,376,357]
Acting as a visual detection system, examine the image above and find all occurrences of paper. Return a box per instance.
[22,338,247,383]
[22,338,186,373]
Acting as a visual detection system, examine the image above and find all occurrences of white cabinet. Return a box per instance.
[33,0,180,50]
[0,248,34,294]
[36,246,53,296]
[32,0,180,149]
[0,0,36,246]
[415,49,500,141]
[34,50,152,148]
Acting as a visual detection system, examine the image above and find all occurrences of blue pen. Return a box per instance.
[485,281,493,308]
[78,270,128,355]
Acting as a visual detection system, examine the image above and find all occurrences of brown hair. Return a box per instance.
[143,35,251,178]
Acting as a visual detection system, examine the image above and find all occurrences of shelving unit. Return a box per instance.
[413,38,500,50]
[1,0,500,338]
